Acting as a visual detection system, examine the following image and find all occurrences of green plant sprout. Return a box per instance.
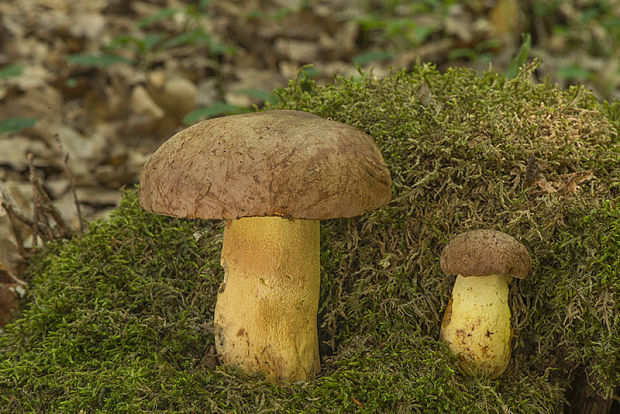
[68,4,233,70]
[0,64,37,135]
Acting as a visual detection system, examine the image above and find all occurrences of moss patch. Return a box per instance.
[0,64,618,412]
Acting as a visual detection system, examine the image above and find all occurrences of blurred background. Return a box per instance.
[0,0,618,261]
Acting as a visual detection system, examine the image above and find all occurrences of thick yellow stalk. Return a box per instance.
[214,216,320,382]
[440,274,513,378]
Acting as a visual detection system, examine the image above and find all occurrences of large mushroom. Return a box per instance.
[138,110,392,382]
[439,229,531,378]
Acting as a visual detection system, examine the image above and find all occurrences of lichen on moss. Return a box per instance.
[0,64,618,412]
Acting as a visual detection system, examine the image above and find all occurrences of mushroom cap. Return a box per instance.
[439,229,532,279]
[138,110,392,220]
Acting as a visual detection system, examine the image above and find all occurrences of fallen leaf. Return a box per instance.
[489,0,520,38]
[225,68,284,107]
[558,171,595,194]
[0,282,21,326]
[0,238,28,282]
[69,13,106,39]
[535,171,595,195]
[4,65,52,91]
[535,177,558,194]
[131,85,165,119]
[274,38,320,63]
[351,397,365,408]
[0,136,50,171]
[444,5,474,42]
[147,74,197,122]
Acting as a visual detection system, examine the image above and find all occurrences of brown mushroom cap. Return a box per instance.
[439,229,532,279]
[138,110,392,220]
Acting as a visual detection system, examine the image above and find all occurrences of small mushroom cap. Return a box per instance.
[440,229,532,279]
[139,110,392,219]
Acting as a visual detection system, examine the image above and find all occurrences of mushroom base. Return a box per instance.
[214,216,321,383]
[439,274,512,379]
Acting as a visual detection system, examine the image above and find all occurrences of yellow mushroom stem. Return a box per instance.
[439,274,513,379]
[213,216,321,383]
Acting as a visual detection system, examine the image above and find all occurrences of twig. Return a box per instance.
[40,213,56,241]
[27,154,40,248]
[26,155,72,239]
[524,155,539,187]
[0,196,50,243]
[6,269,28,286]
[55,134,85,234]
[1,200,44,241]
[1,201,30,260]
[0,148,80,283]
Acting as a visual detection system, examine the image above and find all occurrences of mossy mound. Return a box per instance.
[0,65,618,412]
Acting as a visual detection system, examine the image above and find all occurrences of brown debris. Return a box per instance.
[0,282,24,327]
[534,171,596,195]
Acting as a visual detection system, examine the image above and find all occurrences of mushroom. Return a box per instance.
[439,229,531,378]
[138,110,392,382]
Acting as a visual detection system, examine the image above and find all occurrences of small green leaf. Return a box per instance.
[141,34,165,53]
[355,17,386,32]
[138,8,178,29]
[183,103,245,124]
[0,64,25,80]
[107,34,138,49]
[557,64,592,80]
[234,88,279,104]
[352,50,394,66]
[68,54,131,68]
[161,29,210,49]
[475,38,502,53]
[198,0,211,14]
[106,34,163,54]
[447,48,476,61]
[506,33,532,79]
[299,66,320,79]
[209,39,235,55]
[0,117,37,134]
[413,25,436,43]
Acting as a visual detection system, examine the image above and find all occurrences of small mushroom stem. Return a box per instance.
[439,274,513,378]
[214,216,321,382]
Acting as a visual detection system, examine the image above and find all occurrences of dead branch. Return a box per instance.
[27,153,40,248]
[2,202,30,260]
[27,153,73,239]
[55,134,85,234]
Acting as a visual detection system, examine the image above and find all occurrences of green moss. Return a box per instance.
[0,64,618,412]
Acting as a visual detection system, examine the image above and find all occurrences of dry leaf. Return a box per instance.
[0,238,29,281]
[0,137,51,171]
[535,177,558,193]
[6,65,52,91]
[225,68,284,107]
[0,282,24,326]
[131,85,165,119]
[558,171,595,194]
[444,5,474,42]
[274,38,320,63]
[489,0,520,38]
[0,86,63,121]
[535,171,595,194]
[147,75,197,122]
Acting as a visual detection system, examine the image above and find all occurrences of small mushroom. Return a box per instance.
[439,229,531,378]
[138,110,392,382]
